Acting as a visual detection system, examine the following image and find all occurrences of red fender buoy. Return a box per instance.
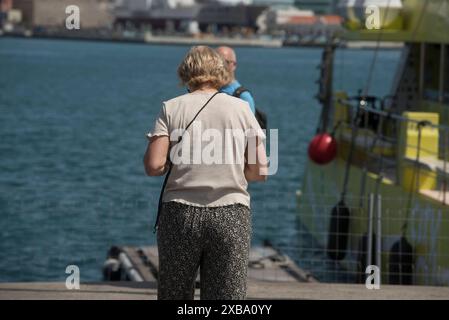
[308,133,337,165]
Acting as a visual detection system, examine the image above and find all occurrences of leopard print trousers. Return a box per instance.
[157,201,252,300]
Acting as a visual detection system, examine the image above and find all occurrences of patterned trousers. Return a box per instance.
[157,201,252,300]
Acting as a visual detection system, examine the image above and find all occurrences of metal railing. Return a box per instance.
[333,96,449,203]
[288,192,449,286]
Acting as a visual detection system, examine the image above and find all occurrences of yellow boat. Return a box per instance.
[297,0,449,285]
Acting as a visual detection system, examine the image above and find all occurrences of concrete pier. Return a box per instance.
[1,281,449,300]
[2,245,448,300]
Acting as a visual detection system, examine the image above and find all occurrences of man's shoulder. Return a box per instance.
[221,80,242,93]
[231,80,252,97]
[239,89,254,99]
[236,87,253,97]
[231,82,254,103]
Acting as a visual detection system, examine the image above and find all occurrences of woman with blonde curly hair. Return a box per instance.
[144,46,267,300]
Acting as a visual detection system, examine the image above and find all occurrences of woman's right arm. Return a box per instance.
[244,136,268,182]
[144,103,170,176]
[143,136,169,176]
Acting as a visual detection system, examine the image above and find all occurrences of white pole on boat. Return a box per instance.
[443,129,448,205]
[376,194,382,284]
[367,194,374,268]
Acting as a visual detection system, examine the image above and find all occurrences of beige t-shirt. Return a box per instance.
[148,92,265,208]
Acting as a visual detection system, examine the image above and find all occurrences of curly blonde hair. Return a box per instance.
[178,46,231,91]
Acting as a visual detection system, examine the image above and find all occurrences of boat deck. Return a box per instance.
[112,245,317,283]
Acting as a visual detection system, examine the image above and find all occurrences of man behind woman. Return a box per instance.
[217,46,256,114]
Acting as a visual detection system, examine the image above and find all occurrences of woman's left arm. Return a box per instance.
[143,136,170,176]
[244,136,268,182]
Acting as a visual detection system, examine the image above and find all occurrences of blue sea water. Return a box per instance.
[0,37,400,282]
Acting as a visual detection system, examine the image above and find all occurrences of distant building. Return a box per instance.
[283,14,342,38]
[197,3,266,33]
[293,0,337,14]
[165,0,197,7]
[13,0,114,29]
[258,6,314,34]
[1,0,13,12]
[114,0,150,15]
[113,0,196,14]
[1,0,22,29]
[114,2,267,34]
[115,5,201,32]
[258,5,341,39]
[0,0,9,27]
[211,0,253,5]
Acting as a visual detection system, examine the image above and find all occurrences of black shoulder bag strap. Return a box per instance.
[233,86,267,130]
[153,91,220,233]
[233,86,249,98]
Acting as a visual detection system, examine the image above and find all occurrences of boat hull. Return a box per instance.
[297,158,449,286]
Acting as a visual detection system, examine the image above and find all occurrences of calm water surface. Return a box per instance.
[0,38,400,281]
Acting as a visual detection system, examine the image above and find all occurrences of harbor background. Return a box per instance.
[0,0,343,47]
[0,36,400,282]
